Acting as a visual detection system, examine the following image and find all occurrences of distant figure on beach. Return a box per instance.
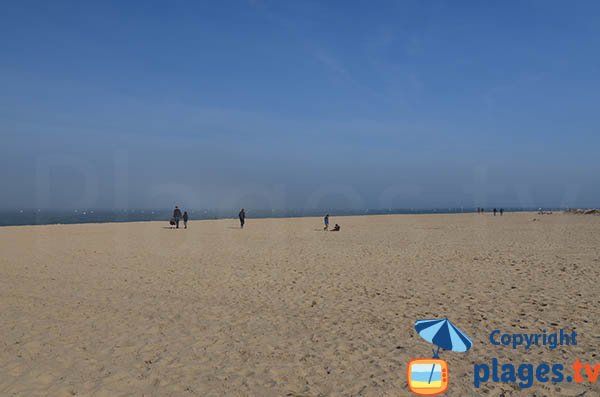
[493,208,497,216]
[173,206,182,229]
[331,224,340,231]
[500,208,504,216]
[183,211,188,229]
[324,214,329,230]
[239,208,246,229]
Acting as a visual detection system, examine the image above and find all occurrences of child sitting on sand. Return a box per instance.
[331,224,340,231]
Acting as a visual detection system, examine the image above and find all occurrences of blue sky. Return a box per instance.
[1,1,599,210]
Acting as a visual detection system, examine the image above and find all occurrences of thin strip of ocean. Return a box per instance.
[0,208,552,227]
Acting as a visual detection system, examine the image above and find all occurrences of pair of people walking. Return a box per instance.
[172,206,188,229]
[171,206,243,229]
[478,207,503,216]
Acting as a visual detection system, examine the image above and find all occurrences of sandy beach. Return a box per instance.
[1,212,599,396]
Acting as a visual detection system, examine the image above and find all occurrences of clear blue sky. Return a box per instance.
[1,1,599,210]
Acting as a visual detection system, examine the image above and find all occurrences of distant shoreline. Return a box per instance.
[0,209,554,228]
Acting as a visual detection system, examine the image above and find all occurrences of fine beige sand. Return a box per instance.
[1,213,599,396]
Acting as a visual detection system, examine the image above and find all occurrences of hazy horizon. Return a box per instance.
[0,207,565,227]
[2,1,600,211]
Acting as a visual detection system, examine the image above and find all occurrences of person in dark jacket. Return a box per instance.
[239,208,246,229]
[183,211,189,229]
[173,206,182,229]
[324,214,329,231]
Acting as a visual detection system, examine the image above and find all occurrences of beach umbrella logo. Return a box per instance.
[407,318,472,396]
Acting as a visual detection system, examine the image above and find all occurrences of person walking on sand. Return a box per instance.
[239,208,246,229]
[500,208,504,216]
[493,208,497,216]
[173,206,182,229]
[183,211,189,229]
[324,214,329,231]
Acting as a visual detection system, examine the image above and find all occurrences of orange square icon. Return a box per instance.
[407,358,449,396]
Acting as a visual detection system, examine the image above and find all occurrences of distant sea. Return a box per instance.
[0,208,551,227]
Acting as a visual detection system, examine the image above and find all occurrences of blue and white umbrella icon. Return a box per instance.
[415,318,472,383]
